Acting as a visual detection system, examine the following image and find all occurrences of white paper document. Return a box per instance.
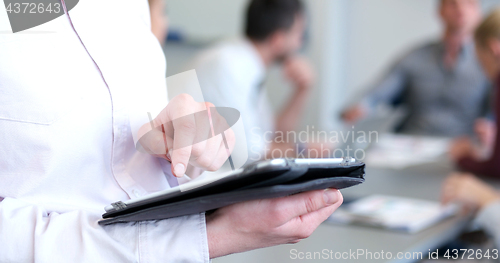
[364,134,451,169]
[328,195,458,233]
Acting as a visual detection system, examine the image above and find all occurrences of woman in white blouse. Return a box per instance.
[0,0,342,261]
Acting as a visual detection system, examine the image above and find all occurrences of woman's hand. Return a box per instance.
[441,172,500,210]
[138,93,235,177]
[206,189,343,258]
[449,119,497,162]
[475,118,496,148]
[449,137,476,161]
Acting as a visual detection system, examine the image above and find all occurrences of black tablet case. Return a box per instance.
[99,159,365,225]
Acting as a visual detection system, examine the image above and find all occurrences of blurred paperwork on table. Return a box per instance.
[328,195,458,234]
[364,134,452,170]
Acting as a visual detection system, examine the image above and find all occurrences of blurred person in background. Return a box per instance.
[442,8,500,252]
[188,0,317,162]
[341,0,491,138]
[450,7,500,178]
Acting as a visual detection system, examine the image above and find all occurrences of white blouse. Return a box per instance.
[0,0,208,262]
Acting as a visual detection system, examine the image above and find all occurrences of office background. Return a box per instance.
[163,0,500,134]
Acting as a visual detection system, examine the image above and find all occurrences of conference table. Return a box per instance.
[213,161,472,263]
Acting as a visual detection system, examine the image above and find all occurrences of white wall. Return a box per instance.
[167,0,248,43]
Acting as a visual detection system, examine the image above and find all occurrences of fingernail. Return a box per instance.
[174,163,185,177]
[324,189,339,205]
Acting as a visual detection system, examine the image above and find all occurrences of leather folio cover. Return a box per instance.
[99,158,365,225]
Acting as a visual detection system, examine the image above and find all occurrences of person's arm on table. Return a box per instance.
[454,129,500,178]
[476,201,500,249]
[442,173,500,248]
[449,118,497,175]
[452,113,500,178]
[452,70,500,177]
[341,59,409,123]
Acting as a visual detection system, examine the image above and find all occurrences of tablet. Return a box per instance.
[99,157,365,225]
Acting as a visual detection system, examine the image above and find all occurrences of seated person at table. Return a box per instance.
[442,173,500,248]
[341,0,491,137]
[188,0,316,162]
[450,8,500,178]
